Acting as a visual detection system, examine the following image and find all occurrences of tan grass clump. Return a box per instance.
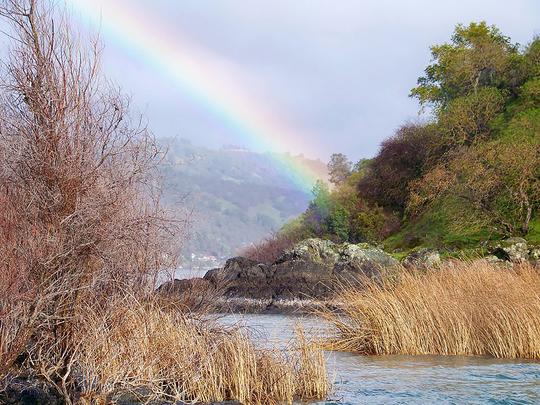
[73,297,329,405]
[322,260,540,359]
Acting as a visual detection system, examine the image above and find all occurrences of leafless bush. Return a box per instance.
[240,232,300,264]
[0,0,181,391]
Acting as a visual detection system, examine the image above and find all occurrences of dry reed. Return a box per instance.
[71,297,329,405]
[322,260,540,359]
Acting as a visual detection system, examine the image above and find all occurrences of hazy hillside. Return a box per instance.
[160,138,327,264]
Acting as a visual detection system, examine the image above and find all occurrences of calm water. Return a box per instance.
[157,268,209,286]
[218,313,540,405]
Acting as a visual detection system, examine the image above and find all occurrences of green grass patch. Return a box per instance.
[384,196,499,251]
[527,216,540,245]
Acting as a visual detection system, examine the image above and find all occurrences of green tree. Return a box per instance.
[411,22,521,109]
[438,87,505,147]
[328,153,352,185]
[304,180,332,236]
[408,123,540,236]
[328,203,350,241]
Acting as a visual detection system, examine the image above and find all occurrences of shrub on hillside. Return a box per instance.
[357,123,438,213]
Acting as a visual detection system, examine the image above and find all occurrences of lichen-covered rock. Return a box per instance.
[485,255,505,264]
[277,238,339,267]
[491,237,529,262]
[270,259,334,299]
[198,239,400,301]
[335,243,399,279]
[529,247,540,261]
[221,257,261,279]
[204,257,274,299]
[402,248,441,268]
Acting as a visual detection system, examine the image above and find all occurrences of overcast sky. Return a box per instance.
[74,0,539,162]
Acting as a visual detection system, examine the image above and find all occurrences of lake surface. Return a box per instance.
[218,313,540,405]
[157,268,209,286]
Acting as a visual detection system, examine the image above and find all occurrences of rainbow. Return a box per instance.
[68,0,326,193]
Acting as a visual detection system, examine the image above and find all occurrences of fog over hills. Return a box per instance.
[160,138,327,266]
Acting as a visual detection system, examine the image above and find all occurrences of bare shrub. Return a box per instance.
[0,0,179,390]
[0,3,329,404]
[240,232,300,264]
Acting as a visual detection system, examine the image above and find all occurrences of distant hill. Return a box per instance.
[160,138,327,265]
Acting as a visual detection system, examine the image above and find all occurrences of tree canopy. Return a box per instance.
[269,22,540,252]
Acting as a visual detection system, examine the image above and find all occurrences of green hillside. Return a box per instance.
[252,22,540,260]
[160,139,327,261]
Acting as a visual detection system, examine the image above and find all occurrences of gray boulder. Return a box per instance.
[277,238,339,267]
[529,247,540,261]
[0,378,62,405]
[402,248,441,268]
[485,255,505,264]
[204,257,273,299]
[335,243,399,279]
[491,237,529,262]
[158,277,212,295]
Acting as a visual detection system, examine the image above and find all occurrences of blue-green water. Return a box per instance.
[219,313,540,405]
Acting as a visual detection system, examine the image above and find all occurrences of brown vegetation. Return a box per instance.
[358,122,438,214]
[240,232,300,264]
[322,261,540,359]
[0,0,178,378]
[0,1,328,404]
[73,296,328,404]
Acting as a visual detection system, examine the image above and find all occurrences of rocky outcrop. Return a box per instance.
[158,277,212,295]
[402,248,441,268]
[161,238,399,306]
[160,236,540,312]
[197,239,398,302]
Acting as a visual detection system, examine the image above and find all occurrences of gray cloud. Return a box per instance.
[89,0,539,161]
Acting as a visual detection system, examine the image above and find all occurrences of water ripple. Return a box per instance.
[217,313,540,404]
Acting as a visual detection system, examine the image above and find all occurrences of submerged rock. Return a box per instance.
[402,248,441,268]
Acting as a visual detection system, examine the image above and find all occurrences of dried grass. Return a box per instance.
[322,261,540,359]
[72,297,329,405]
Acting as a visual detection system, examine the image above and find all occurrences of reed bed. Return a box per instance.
[322,261,540,359]
[72,297,329,405]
